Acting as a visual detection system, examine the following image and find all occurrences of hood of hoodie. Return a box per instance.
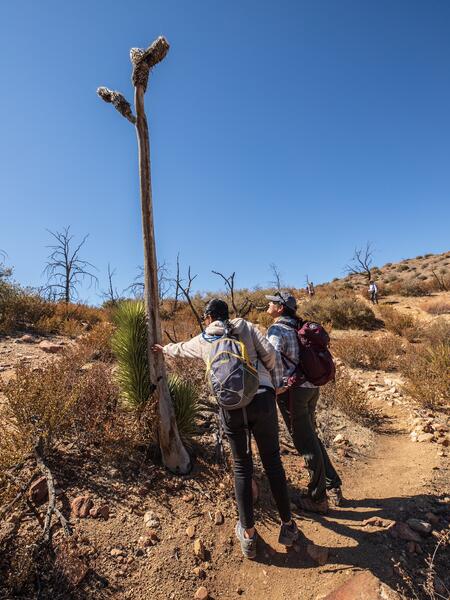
[204,318,246,339]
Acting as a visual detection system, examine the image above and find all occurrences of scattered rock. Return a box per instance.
[39,340,64,354]
[425,512,440,526]
[194,586,209,600]
[182,493,195,502]
[406,518,432,535]
[236,588,244,595]
[71,496,93,518]
[406,541,416,554]
[0,523,16,546]
[193,538,206,560]
[16,334,36,344]
[143,510,160,528]
[333,434,347,444]
[362,516,393,528]
[55,544,88,587]
[417,433,434,443]
[322,571,401,599]
[110,548,126,557]
[186,525,196,538]
[28,476,48,505]
[389,522,422,543]
[89,504,109,520]
[192,567,206,579]
[214,510,224,525]
[306,543,328,565]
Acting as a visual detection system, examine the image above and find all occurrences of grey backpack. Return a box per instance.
[205,324,259,411]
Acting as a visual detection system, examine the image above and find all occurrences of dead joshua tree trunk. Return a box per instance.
[98,37,190,474]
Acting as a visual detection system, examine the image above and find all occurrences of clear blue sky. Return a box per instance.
[1,0,449,303]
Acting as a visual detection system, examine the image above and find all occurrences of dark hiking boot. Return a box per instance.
[328,487,343,507]
[296,495,329,514]
[278,519,300,546]
[235,522,257,559]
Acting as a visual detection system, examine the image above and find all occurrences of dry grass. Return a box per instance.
[77,321,115,362]
[332,334,405,371]
[302,296,378,330]
[420,298,450,315]
[379,305,421,341]
[321,368,375,424]
[399,342,450,410]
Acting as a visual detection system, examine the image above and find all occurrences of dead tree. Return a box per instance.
[345,242,374,282]
[178,265,204,332]
[43,227,98,303]
[0,250,12,280]
[101,263,120,306]
[127,262,173,301]
[212,270,253,317]
[269,263,283,291]
[97,36,190,473]
[431,269,448,292]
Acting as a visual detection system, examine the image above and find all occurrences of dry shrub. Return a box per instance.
[35,302,106,336]
[420,298,450,315]
[302,296,378,330]
[399,279,431,297]
[400,342,450,410]
[77,321,115,362]
[0,349,120,479]
[321,369,374,423]
[379,305,421,341]
[332,334,405,371]
[419,317,450,347]
[0,285,53,333]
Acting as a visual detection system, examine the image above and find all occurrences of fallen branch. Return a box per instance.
[33,436,72,543]
[0,472,37,520]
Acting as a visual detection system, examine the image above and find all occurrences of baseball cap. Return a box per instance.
[265,291,297,311]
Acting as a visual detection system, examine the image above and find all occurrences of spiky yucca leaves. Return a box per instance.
[111,301,151,411]
[168,374,201,445]
[111,301,200,443]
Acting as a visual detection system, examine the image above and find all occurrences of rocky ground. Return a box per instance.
[0,322,449,600]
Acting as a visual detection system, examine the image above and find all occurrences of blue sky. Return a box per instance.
[1,0,449,303]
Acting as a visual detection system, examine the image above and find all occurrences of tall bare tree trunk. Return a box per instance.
[134,86,190,474]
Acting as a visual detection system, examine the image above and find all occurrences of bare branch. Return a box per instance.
[345,242,374,282]
[269,263,283,291]
[97,87,136,123]
[212,270,254,318]
[178,265,204,332]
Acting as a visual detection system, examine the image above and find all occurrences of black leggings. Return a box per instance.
[220,387,291,529]
[277,387,342,501]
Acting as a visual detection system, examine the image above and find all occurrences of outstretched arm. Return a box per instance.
[153,335,204,360]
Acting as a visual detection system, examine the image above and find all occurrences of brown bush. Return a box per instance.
[399,279,431,297]
[332,334,405,371]
[419,317,450,347]
[302,296,378,330]
[321,368,375,424]
[420,298,450,315]
[399,342,449,410]
[0,285,53,334]
[77,321,115,362]
[379,306,421,341]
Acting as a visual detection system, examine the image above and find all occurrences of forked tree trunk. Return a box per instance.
[134,85,190,474]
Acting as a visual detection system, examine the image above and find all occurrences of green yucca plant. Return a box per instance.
[168,374,200,444]
[111,301,151,411]
[111,300,200,442]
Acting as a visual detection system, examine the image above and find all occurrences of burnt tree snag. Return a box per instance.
[97,36,190,474]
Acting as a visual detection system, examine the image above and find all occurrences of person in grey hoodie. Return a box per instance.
[153,298,299,559]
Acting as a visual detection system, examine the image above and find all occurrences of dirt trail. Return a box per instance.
[210,398,445,600]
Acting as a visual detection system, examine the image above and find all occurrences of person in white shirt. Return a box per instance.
[368,281,378,304]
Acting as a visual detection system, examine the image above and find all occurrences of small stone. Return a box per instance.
[16,334,36,344]
[194,587,209,600]
[143,510,160,528]
[193,538,206,560]
[406,541,416,554]
[192,567,206,579]
[28,476,48,505]
[333,434,346,444]
[186,525,196,538]
[306,543,328,565]
[417,433,434,443]
[214,510,224,525]
[182,493,195,502]
[362,516,393,528]
[406,518,432,535]
[236,588,244,595]
[39,340,64,354]
[389,522,422,542]
[425,512,439,526]
[89,504,110,520]
[71,496,93,518]
[322,571,401,599]
[110,548,126,557]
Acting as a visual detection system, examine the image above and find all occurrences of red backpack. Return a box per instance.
[282,320,335,387]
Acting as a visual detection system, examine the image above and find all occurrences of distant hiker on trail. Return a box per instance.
[153,298,300,559]
[266,291,342,514]
[368,280,378,304]
[307,281,315,297]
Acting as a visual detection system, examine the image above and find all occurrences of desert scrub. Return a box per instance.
[420,298,450,316]
[303,296,378,330]
[399,280,430,297]
[321,368,375,424]
[112,300,201,443]
[419,317,450,347]
[0,283,53,334]
[400,343,450,410]
[379,305,421,341]
[332,334,404,371]
[78,321,115,362]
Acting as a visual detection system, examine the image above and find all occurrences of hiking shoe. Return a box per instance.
[235,522,257,559]
[296,496,329,514]
[278,519,300,546]
[328,487,343,507]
